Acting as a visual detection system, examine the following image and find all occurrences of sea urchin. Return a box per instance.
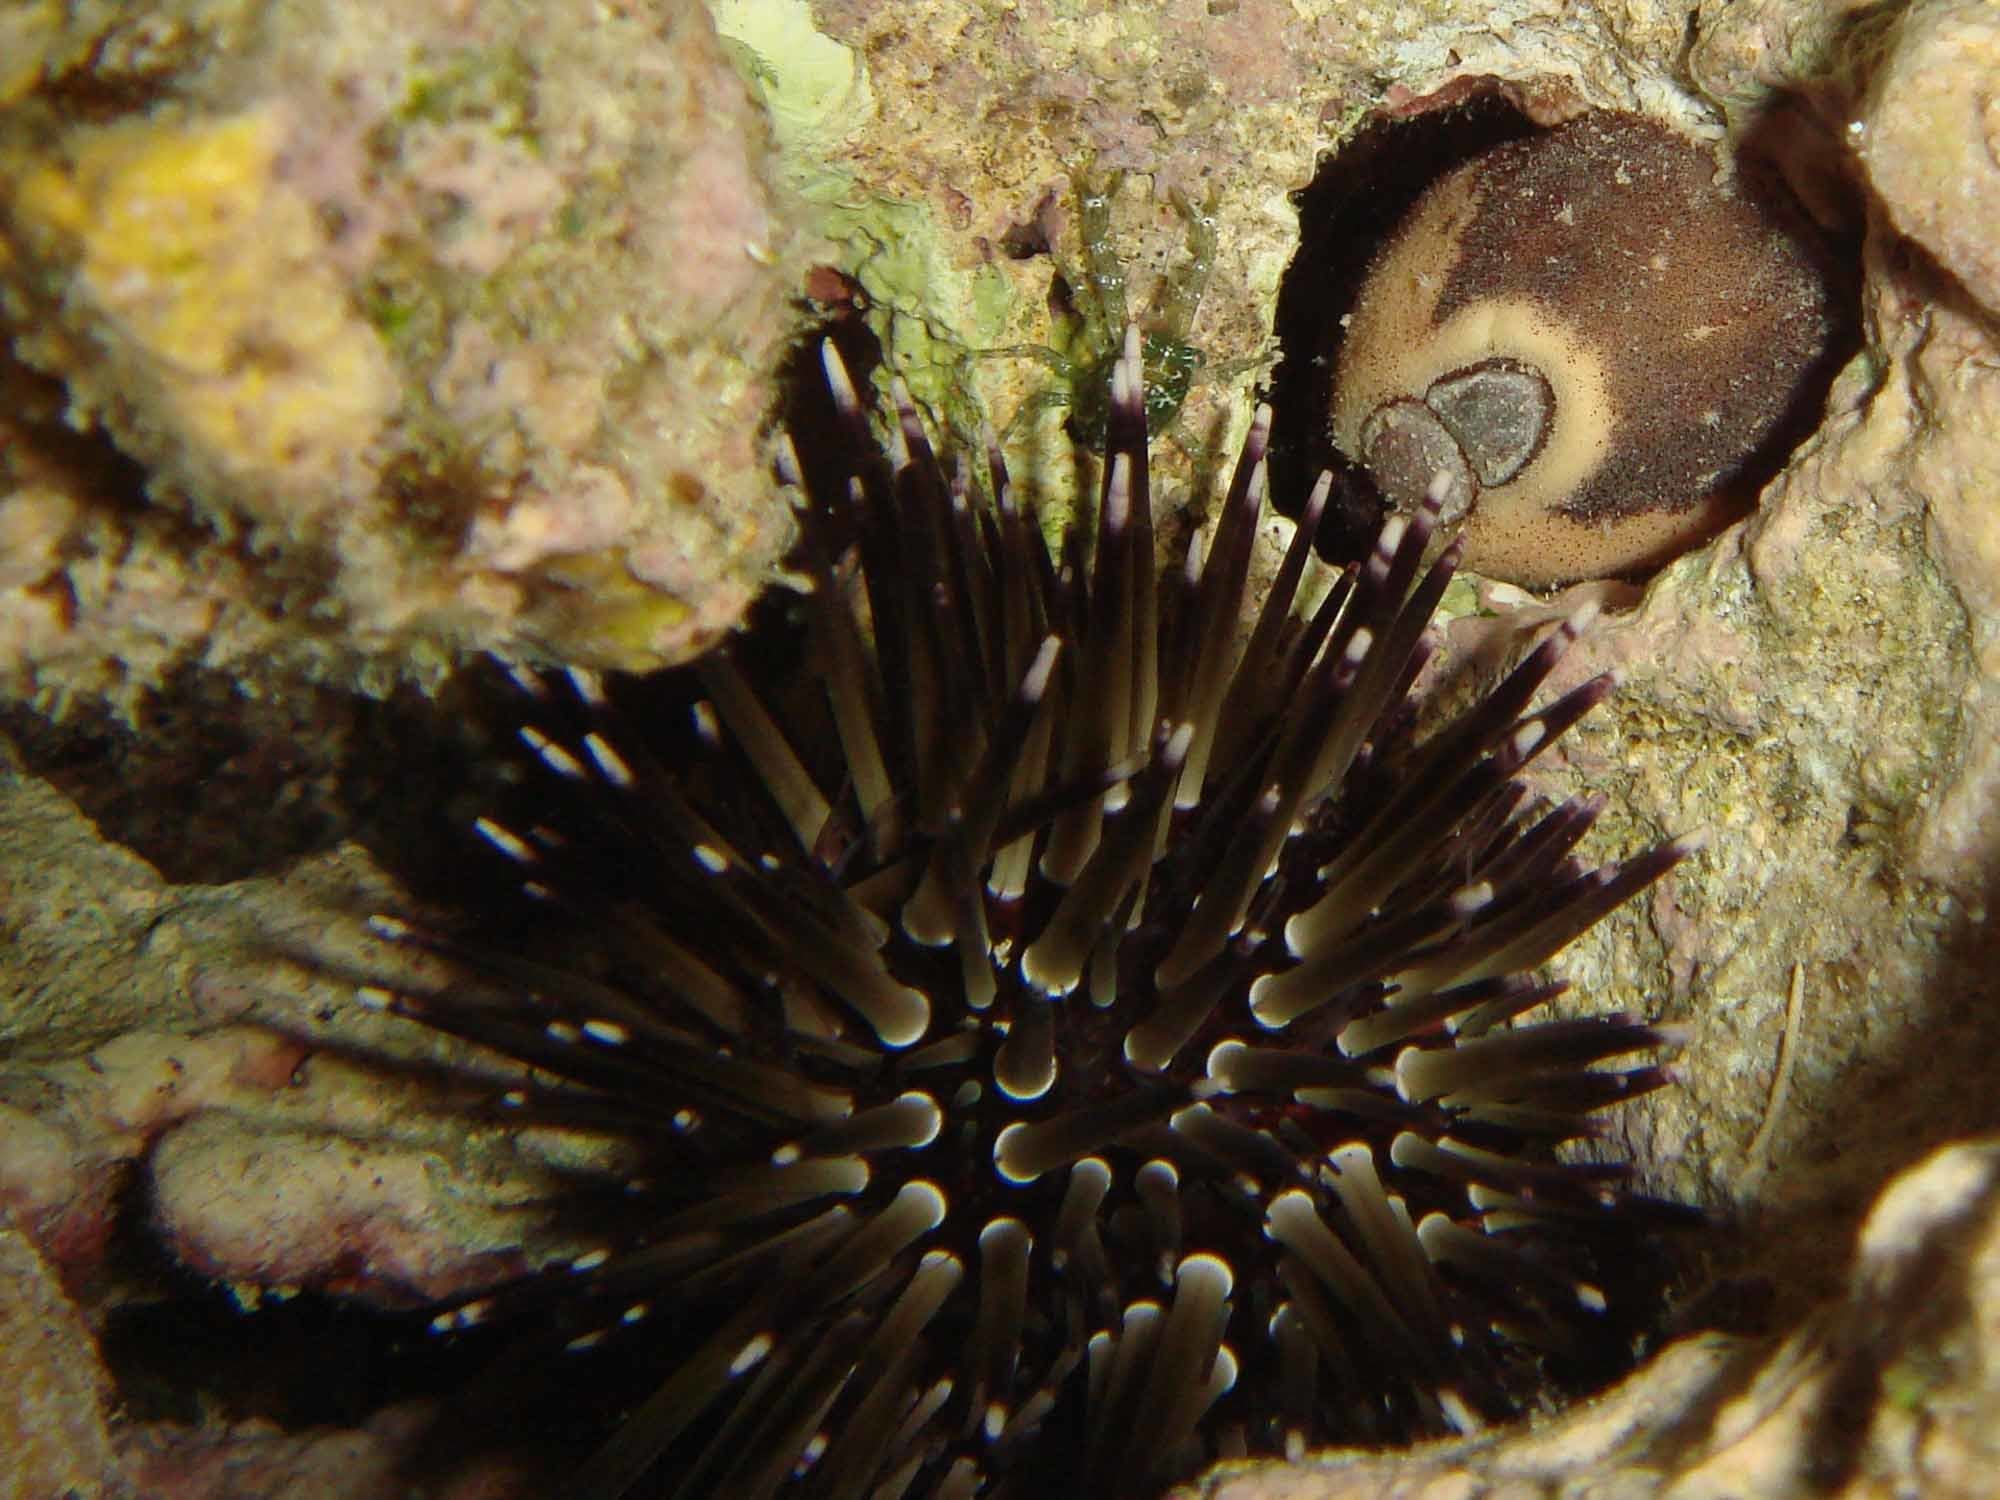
[363,327,1697,1500]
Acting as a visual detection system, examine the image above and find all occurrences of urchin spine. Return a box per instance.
[363,325,1695,1499]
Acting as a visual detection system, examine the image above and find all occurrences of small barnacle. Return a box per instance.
[1331,111,1844,587]
[986,167,1221,447]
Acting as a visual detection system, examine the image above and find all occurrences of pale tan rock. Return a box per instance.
[0,1228,128,1500]
[1857,0,2000,317]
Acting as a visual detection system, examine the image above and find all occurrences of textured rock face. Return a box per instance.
[1841,0,2000,689]
[1856,0,2000,320]
[5,0,2000,1495]
[0,0,813,711]
[0,1229,126,1500]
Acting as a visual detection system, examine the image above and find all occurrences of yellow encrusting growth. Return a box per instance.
[532,550,713,673]
[12,113,396,523]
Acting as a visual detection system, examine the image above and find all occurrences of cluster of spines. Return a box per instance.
[361,327,1696,1500]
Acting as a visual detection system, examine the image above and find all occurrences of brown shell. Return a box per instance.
[1332,111,1838,587]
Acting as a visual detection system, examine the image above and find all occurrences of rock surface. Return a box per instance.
[0,0,812,709]
[5,0,2000,1493]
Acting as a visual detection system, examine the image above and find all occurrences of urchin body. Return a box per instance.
[368,329,1694,1499]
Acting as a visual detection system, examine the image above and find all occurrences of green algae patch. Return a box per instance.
[711,0,875,151]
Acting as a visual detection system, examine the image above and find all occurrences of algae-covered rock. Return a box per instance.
[0,0,815,710]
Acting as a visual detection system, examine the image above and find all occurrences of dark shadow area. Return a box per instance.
[94,1164,472,1431]
[0,666,514,890]
[1717,837,2000,1331]
[102,1262,465,1434]
[1708,99,1866,516]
